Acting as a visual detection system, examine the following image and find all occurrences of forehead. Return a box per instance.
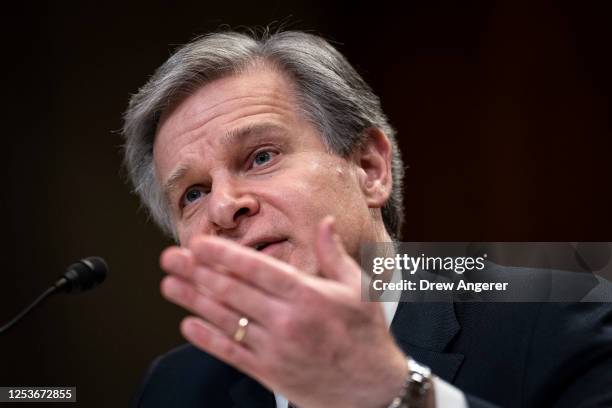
[156,66,302,142]
[153,67,308,177]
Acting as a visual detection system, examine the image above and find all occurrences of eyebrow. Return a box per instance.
[163,164,189,200]
[220,122,288,147]
[162,123,288,200]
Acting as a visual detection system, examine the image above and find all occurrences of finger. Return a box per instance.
[160,246,195,276]
[316,216,361,290]
[161,275,267,349]
[188,235,301,299]
[161,247,218,297]
[187,265,285,325]
[162,242,288,322]
[181,316,259,376]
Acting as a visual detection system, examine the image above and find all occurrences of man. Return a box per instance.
[123,30,612,407]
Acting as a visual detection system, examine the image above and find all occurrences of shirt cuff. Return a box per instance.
[274,376,467,408]
[433,376,467,408]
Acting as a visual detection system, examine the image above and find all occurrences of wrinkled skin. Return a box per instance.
[154,66,409,408]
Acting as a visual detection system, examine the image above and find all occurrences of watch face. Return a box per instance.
[405,358,433,408]
[387,359,434,408]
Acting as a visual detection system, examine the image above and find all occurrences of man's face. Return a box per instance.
[154,67,377,274]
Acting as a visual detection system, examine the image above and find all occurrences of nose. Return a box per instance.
[206,177,259,231]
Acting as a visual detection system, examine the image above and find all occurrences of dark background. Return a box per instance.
[1,1,610,406]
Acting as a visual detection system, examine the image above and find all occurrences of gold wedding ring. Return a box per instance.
[233,317,249,343]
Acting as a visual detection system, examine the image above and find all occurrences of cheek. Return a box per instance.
[324,166,368,216]
[176,227,191,247]
[271,161,367,234]
[176,220,203,247]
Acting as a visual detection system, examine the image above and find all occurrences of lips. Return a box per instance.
[254,242,272,251]
[248,238,288,256]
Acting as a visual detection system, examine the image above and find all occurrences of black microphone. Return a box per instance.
[0,256,108,335]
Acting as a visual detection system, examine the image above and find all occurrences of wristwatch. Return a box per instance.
[387,358,434,408]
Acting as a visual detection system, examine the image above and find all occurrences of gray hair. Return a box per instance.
[122,29,405,239]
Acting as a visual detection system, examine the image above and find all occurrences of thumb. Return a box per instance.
[316,216,360,288]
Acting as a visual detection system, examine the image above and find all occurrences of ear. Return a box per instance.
[353,128,393,208]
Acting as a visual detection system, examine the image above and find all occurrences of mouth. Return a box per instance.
[250,239,288,254]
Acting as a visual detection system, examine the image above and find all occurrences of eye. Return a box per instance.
[181,187,205,207]
[251,150,277,168]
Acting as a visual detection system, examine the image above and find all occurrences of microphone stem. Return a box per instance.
[0,286,58,335]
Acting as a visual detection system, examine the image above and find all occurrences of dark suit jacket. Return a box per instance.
[134,300,612,407]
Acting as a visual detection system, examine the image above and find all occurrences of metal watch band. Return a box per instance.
[387,358,433,408]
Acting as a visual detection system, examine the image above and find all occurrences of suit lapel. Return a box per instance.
[229,375,276,408]
[391,301,464,382]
